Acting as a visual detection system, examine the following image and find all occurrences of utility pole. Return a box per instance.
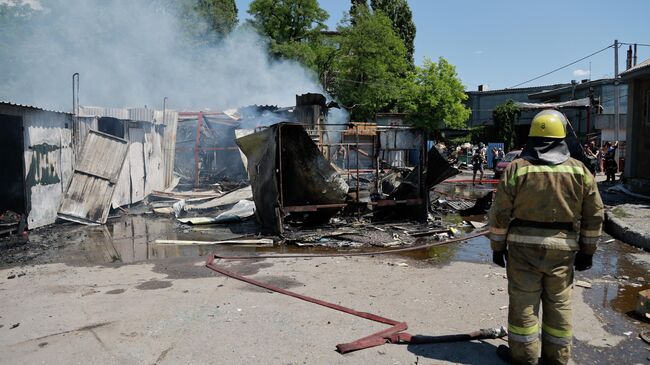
[613,39,620,164]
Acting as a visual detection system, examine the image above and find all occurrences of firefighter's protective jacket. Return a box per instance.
[489,157,604,254]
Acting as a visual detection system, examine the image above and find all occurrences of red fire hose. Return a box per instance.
[205,230,505,353]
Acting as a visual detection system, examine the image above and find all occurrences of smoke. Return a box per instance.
[0,0,325,112]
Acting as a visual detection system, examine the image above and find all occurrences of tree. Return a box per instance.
[370,0,416,65]
[247,0,332,79]
[179,0,238,42]
[349,0,368,25]
[247,0,328,44]
[405,57,470,133]
[332,10,410,122]
[493,100,521,151]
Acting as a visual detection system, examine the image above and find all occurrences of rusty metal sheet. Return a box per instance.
[58,130,128,224]
[236,123,349,234]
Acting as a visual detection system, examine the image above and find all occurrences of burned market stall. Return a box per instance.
[174,111,247,188]
[236,120,458,234]
[57,106,178,225]
[0,101,74,232]
[236,123,349,234]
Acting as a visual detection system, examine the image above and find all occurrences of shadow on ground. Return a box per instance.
[407,340,507,364]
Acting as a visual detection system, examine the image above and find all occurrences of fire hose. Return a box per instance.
[205,229,507,353]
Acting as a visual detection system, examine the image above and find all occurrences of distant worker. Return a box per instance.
[491,146,498,169]
[336,144,348,170]
[489,109,604,365]
[472,146,485,185]
[604,141,619,183]
[583,143,597,175]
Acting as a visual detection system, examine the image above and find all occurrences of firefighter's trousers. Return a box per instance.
[506,245,575,365]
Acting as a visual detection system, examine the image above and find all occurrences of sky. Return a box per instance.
[235,0,650,91]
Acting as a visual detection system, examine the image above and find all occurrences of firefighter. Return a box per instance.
[489,109,604,365]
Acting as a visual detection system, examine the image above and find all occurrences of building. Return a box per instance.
[621,58,650,194]
[0,101,74,229]
[465,83,570,128]
[528,78,627,145]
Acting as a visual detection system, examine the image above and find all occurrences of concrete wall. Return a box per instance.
[625,77,650,194]
[0,104,74,229]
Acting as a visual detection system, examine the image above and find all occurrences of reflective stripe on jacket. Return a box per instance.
[488,157,604,254]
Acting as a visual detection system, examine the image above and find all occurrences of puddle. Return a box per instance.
[570,240,650,364]
[0,214,259,267]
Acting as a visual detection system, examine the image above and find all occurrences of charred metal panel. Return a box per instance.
[236,126,281,233]
[236,123,349,234]
[278,124,349,208]
[426,147,461,188]
[58,130,128,224]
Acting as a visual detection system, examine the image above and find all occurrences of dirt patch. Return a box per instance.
[239,275,304,293]
[105,289,126,295]
[135,280,172,290]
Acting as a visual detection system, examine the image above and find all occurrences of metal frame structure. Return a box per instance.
[176,111,241,187]
[257,122,429,224]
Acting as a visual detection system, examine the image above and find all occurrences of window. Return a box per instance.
[98,117,125,138]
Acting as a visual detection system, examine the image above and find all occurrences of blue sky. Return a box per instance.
[235,0,650,91]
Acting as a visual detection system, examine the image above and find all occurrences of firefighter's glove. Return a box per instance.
[492,249,507,268]
[574,252,593,271]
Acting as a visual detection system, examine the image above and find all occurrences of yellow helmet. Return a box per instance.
[529,109,567,138]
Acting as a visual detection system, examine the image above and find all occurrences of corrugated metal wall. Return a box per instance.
[58,130,129,224]
[0,103,74,229]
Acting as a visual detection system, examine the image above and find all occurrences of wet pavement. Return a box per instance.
[1,177,649,363]
[0,214,259,267]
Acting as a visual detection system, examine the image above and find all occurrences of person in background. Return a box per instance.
[583,143,597,175]
[604,141,619,183]
[489,109,603,365]
[472,147,485,185]
[480,142,487,161]
[336,144,347,170]
[599,145,607,174]
[595,144,603,175]
[492,146,499,170]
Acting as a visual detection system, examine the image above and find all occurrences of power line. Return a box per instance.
[620,42,650,47]
[509,44,613,89]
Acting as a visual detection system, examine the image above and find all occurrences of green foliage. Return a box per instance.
[370,0,416,65]
[493,100,521,151]
[179,0,238,42]
[247,0,328,43]
[405,57,470,132]
[349,0,368,25]
[332,10,410,122]
[247,0,333,83]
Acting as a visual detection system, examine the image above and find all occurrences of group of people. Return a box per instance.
[583,140,619,183]
[471,143,504,185]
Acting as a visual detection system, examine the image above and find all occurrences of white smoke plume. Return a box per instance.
[0,0,325,112]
